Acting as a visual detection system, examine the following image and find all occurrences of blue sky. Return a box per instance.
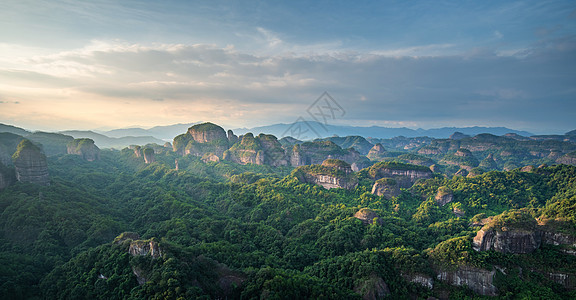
[0,0,575,134]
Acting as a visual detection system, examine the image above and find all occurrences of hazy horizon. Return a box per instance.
[1,1,575,134]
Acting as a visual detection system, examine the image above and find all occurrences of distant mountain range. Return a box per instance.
[2,121,569,150]
[232,121,534,139]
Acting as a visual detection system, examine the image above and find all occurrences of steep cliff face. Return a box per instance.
[367,161,432,188]
[434,186,454,206]
[225,133,289,166]
[187,122,228,143]
[293,159,358,190]
[371,178,400,198]
[473,228,541,253]
[436,266,497,296]
[227,129,239,145]
[12,139,49,186]
[67,138,100,161]
[173,122,230,157]
[129,239,162,258]
[367,143,387,160]
[143,148,155,164]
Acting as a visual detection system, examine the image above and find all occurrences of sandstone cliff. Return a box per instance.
[367,161,432,188]
[143,148,155,164]
[293,159,358,190]
[12,139,50,186]
[0,162,15,190]
[434,186,454,206]
[472,210,541,254]
[224,133,289,166]
[371,178,400,198]
[288,140,361,167]
[173,122,229,157]
[436,266,497,296]
[67,138,100,161]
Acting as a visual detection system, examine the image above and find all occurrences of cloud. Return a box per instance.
[1,36,575,132]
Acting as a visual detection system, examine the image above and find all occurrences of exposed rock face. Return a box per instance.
[351,157,372,172]
[187,122,228,143]
[12,139,49,186]
[354,275,390,300]
[163,142,172,149]
[368,162,433,188]
[143,148,155,164]
[367,143,387,160]
[449,132,470,140]
[455,168,468,177]
[434,186,453,206]
[473,228,541,254]
[67,138,100,161]
[402,273,433,289]
[173,122,229,157]
[129,239,162,258]
[521,165,536,172]
[131,145,142,157]
[436,266,497,296]
[294,159,358,190]
[354,208,383,225]
[227,130,239,145]
[371,178,400,198]
[225,133,289,166]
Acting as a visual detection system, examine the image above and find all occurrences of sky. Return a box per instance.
[0,0,575,134]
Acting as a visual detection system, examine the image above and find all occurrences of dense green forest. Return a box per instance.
[1,146,576,299]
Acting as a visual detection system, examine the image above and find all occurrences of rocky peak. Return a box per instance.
[227,130,239,145]
[472,210,542,254]
[293,162,358,190]
[367,143,386,160]
[371,178,400,198]
[12,139,49,186]
[143,148,155,164]
[67,138,100,161]
[187,122,228,144]
[129,238,162,259]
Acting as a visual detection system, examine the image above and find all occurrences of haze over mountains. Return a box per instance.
[96,122,535,141]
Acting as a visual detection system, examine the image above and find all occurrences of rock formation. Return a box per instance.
[12,139,50,186]
[472,210,541,254]
[143,148,155,164]
[227,129,239,145]
[293,159,358,190]
[479,154,498,170]
[354,208,383,225]
[434,186,453,206]
[129,238,162,258]
[436,266,497,296]
[288,140,361,166]
[367,143,387,160]
[225,133,289,166]
[371,178,401,198]
[67,138,100,161]
[367,161,432,188]
[173,122,229,157]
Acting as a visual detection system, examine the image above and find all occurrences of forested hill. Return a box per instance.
[0,137,575,299]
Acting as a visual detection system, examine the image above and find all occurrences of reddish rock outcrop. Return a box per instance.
[371,178,401,198]
[67,138,100,161]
